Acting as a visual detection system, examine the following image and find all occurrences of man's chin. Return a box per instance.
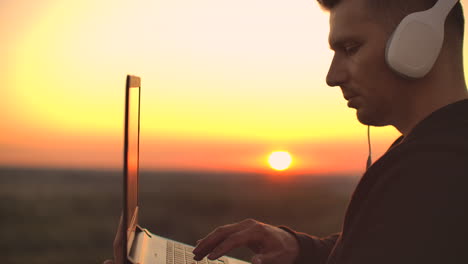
[356,110,388,127]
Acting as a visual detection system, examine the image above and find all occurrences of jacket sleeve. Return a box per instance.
[279,226,340,264]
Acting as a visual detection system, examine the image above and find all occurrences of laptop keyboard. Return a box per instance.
[166,240,229,264]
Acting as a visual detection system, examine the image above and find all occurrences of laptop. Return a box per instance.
[122,75,250,264]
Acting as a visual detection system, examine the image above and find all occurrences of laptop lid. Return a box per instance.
[122,75,141,263]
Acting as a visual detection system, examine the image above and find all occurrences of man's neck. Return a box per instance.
[393,77,468,137]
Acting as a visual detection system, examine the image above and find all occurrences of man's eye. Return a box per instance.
[344,45,359,56]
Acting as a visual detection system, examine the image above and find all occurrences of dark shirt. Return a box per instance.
[285,99,468,264]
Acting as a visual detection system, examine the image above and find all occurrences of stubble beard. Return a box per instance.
[355,105,389,127]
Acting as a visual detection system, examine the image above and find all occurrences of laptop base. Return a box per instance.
[128,225,250,264]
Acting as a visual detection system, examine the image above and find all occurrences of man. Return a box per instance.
[105,0,468,263]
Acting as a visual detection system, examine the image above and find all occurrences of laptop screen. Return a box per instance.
[123,75,141,260]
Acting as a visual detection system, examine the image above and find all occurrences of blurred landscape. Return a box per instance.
[0,167,360,263]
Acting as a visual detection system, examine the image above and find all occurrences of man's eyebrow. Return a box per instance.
[329,36,359,51]
[329,40,339,51]
[329,38,345,51]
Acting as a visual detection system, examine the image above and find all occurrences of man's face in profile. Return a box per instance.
[326,0,407,127]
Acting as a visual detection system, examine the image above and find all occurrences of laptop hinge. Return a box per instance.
[128,226,151,264]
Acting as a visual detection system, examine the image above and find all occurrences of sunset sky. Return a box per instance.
[2,0,465,175]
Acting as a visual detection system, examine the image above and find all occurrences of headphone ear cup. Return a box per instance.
[385,10,445,79]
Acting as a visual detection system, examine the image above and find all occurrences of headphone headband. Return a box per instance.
[433,0,459,18]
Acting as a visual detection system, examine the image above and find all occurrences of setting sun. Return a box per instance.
[268,151,293,171]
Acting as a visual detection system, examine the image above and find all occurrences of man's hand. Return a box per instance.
[193,219,299,264]
[103,215,124,264]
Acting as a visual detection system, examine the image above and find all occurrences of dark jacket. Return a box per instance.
[286,99,468,264]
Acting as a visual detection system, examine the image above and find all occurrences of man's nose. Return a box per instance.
[326,55,347,87]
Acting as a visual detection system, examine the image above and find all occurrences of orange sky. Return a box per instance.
[4,0,463,175]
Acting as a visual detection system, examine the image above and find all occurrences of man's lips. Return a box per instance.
[342,91,360,108]
[346,95,361,108]
[341,87,360,108]
[343,93,359,101]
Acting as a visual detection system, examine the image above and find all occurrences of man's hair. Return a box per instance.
[317,0,464,41]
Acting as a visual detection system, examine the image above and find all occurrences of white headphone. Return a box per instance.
[385,0,460,78]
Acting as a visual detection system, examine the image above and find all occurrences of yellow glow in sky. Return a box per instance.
[7,0,464,174]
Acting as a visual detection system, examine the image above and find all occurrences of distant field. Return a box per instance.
[0,167,359,264]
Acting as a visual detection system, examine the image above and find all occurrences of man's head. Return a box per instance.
[318,0,464,38]
[319,0,466,134]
